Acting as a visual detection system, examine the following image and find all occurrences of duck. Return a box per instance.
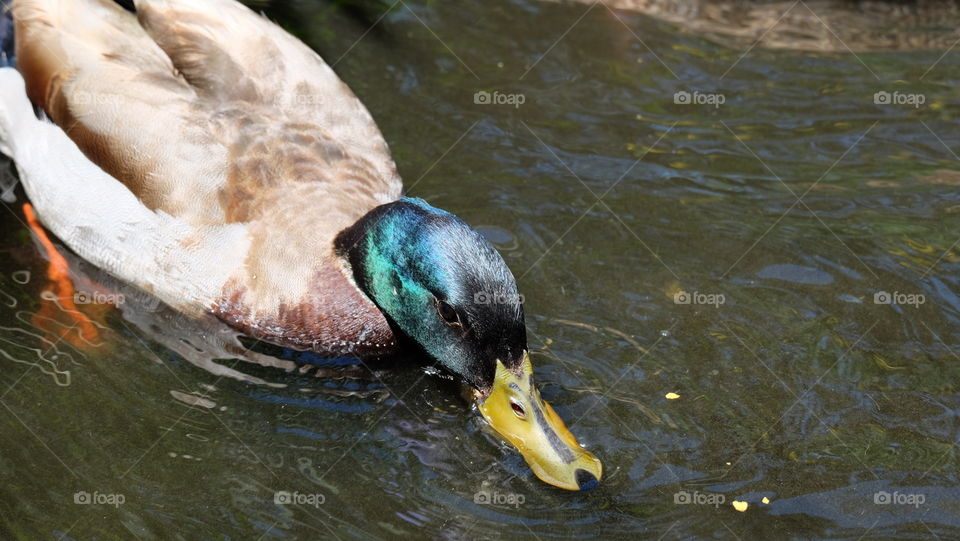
[0,0,602,490]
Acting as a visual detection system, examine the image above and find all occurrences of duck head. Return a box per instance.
[335,197,602,490]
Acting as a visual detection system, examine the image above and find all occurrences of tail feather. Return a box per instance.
[0,66,36,157]
[0,0,14,67]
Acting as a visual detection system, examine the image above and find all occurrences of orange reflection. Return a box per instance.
[23,203,105,349]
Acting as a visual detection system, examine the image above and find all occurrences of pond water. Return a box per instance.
[1,0,959,539]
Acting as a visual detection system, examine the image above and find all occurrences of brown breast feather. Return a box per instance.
[211,266,398,358]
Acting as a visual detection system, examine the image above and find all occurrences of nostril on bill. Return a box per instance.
[575,468,599,491]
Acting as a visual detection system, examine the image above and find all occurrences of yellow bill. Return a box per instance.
[477,353,602,491]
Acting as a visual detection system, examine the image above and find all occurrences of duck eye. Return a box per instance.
[436,300,460,325]
[510,399,526,419]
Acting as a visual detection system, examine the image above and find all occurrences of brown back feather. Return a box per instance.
[12,0,405,355]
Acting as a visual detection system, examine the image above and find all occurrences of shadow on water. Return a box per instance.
[0,0,959,539]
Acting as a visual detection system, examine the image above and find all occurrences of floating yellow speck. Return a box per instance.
[665,392,680,400]
[762,497,770,504]
[732,501,748,512]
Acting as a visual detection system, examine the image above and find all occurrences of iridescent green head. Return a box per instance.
[335,197,602,491]
[335,197,525,390]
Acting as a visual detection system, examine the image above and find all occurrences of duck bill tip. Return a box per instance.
[476,355,602,491]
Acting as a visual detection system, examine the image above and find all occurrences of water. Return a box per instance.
[1,0,959,538]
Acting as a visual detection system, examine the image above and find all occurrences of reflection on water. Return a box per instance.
[584,0,960,52]
[1,0,960,539]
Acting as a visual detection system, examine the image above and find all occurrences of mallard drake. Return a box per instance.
[0,0,602,489]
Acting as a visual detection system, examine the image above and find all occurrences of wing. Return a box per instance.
[0,68,248,315]
[133,0,399,170]
[13,0,229,224]
[13,0,401,228]
[12,0,403,351]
